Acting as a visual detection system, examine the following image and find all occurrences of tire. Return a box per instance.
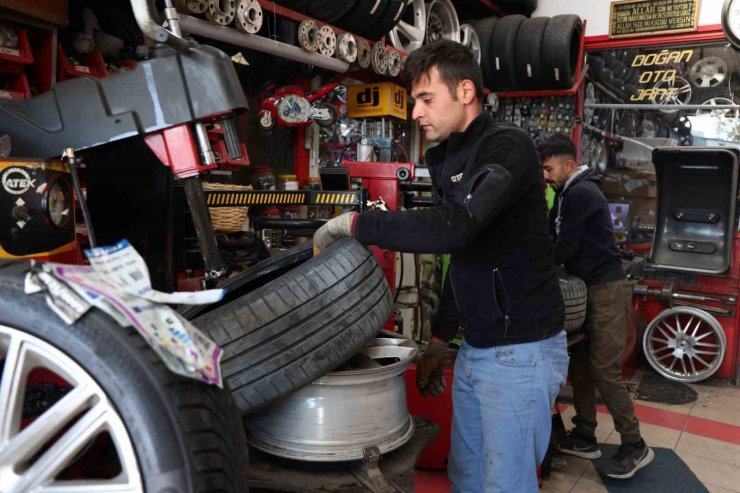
[193,238,393,415]
[338,0,388,38]
[541,14,583,89]
[558,271,587,333]
[310,0,356,23]
[494,0,538,15]
[514,16,550,90]
[365,0,406,41]
[491,14,525,91]
[0,260,249,493]
[470,16,499,90]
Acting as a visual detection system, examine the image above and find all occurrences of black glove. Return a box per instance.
[416,338,448,397]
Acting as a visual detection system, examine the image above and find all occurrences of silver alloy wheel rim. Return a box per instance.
[459,24,480,64]
[0,324,143,493]
[652,76,692,114]
[689,56,728,88]
[643,307,727,383]
[697,97,740,118]
[235,0,262,33]
[389,0,426,52]
[424,0,460,44]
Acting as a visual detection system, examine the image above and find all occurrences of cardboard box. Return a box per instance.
[602,169,657,198]
[347,82,407,120]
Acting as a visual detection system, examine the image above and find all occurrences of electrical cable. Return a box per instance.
[394,251,403,304]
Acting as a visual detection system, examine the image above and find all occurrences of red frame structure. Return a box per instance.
[585,23,740,383]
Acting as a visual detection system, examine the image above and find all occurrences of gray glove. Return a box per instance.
[416,338,448,397]
[313,212,357,256]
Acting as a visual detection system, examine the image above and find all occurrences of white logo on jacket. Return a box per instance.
[451,172,463,183]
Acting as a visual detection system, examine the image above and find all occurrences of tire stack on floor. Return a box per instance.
[472,14,583,92]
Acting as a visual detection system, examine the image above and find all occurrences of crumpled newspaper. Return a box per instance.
[25,240,225,386]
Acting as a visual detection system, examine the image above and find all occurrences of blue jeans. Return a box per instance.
[448,330,569,493]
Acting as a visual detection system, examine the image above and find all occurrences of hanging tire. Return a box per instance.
[0,261,250,493]
[193,238,393,415]
[541,14,583,89]
[514,16,549,90]
[338,0,388,38]
[491,14,525,91]
[643,306,727,383]
[470,16,499,90]
[557,271,587,333]
[365,0,406,41]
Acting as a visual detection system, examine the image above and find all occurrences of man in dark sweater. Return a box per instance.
[313,40,569,492]
[540,134,653,479]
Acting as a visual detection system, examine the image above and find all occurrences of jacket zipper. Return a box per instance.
[492,268,511,338]
[463,167,493,217]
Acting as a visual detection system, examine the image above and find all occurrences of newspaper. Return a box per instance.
[25,240,224,386]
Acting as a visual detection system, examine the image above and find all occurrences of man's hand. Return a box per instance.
[416,337,448,397]
[313,212,357,256]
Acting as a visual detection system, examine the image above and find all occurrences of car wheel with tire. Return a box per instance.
[0,261,250,493]
[193,238,393,415]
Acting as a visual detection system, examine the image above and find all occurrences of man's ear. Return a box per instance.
[566,158,578,173]
[460,79,476,104]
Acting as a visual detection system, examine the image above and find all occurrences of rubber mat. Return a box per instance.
[634,371,698,405]
[595,444,707,493]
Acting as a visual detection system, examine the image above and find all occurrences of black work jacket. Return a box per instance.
[354,113,564,347]
[550,169,625,286]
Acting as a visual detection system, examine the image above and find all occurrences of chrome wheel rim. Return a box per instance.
[643,307,727,383]
[389,0,426,52]
[0,324,143,493]
[652,76,692,114]
[424,0,459,44]
[696,97,740,118]
[689,57,728,88]
[459,24,480,64]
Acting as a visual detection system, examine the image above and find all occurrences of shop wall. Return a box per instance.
[533,0,724,38]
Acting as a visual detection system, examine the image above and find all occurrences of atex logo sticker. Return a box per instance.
[2,167,36,195]
[451,173,464,183]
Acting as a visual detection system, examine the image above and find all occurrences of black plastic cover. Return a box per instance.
[0,42,248,159]
[650,147,739,275]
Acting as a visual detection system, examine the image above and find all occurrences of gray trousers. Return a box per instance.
[570,278,642,444]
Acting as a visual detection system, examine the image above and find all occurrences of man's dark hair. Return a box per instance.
[403,39,484,101]
[537,133,577,161]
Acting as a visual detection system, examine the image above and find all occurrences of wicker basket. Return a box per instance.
[202,182,252,233]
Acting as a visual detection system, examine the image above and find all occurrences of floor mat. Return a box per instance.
[594,444,707,493]
[634,371,698,405]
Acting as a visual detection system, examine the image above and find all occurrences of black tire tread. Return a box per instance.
[337,0,387,37]
[558,272,587,333]
[541,15,582,89]
[193,238,392,414]
[514,16,550,90]
[470,16,499,89]
[491,14,526,91]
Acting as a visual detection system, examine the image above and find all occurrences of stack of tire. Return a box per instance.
[588,51,641,102]
[472,14,583,92]
[273,0,406,41]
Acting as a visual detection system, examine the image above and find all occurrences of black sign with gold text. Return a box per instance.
[610,0,699,39]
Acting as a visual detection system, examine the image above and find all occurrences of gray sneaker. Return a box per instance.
[597,440,654,479]
[556,430,602,459]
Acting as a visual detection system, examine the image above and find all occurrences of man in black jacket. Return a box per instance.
[540,134,653,479]
[314,40,568,492]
